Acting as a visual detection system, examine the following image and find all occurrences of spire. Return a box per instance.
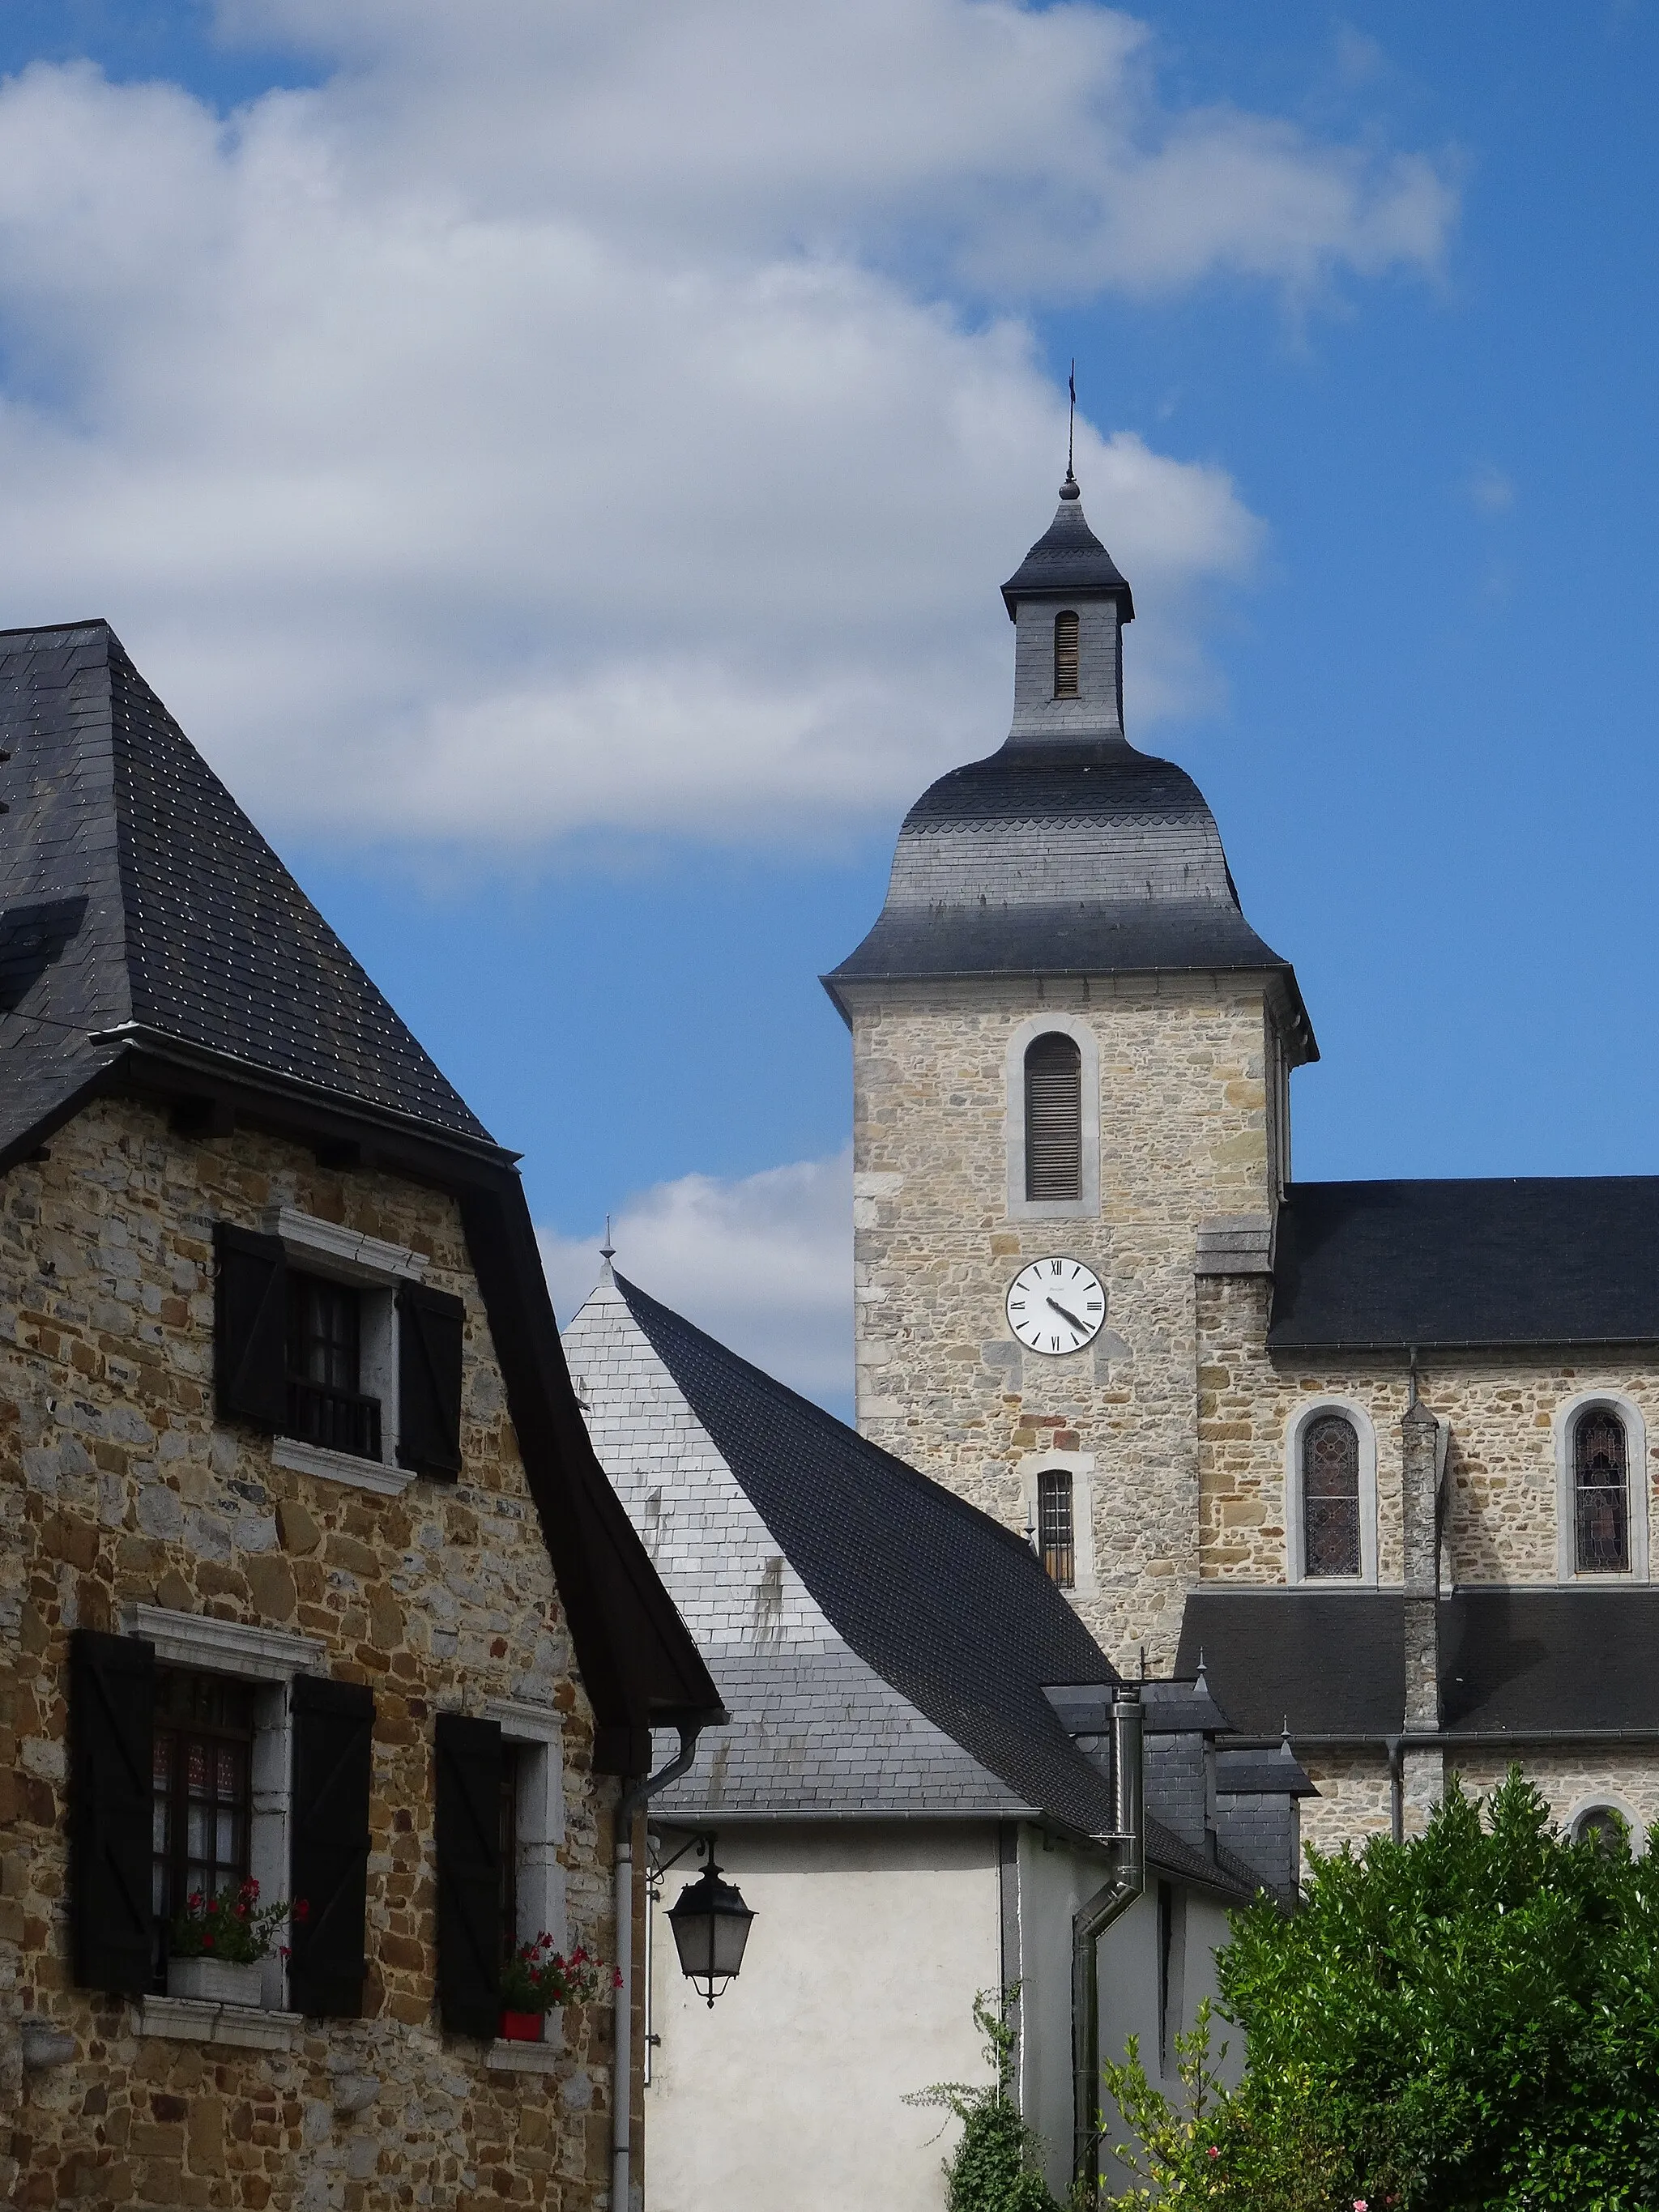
[1000,475,1134,621]
[599,1216,616,1285]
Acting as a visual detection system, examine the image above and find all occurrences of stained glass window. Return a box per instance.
[1574,1408,1630,1574]
[1302,1413,1361,1578]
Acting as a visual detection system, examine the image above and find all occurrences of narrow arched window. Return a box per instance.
[1053,610,1080,697]
[1302,1414,1360,1577]
[1575,1408,1630,1573]
[1038,1469,1075,1588]
[1024,1033,1082,1202]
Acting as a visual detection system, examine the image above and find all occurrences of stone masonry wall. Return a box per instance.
[0,1095,621,2212]
[847,972,1277,1672]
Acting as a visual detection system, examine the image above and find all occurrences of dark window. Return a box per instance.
[1038,1469,1075,1588]
[500,1745,521,1958]
[1025,1033,1082,1203]
[1574,1805,1627,1853]
[1054,610,1080,697]
[286,1271,381,1462]
[1575,1408,1630,1574]
[151,1668,255,1986]
[1302,1414,1361,1577]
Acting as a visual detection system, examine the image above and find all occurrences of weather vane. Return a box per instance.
[1067,358,1077,480]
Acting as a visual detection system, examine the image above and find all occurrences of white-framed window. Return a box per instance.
[484,1698,567,1953]
[1021,1451,1096,1597]
[1568,1795,1643,1856]
[1285,1400,1379,1586]
[1004,1012,1101,1222]
[1554,1391,1649,1583]
[122,1604,325,2016]
[264,1206,426,1498]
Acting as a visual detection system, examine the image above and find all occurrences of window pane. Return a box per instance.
[152,1668,255,1989]
[1038,1470,1075,1588]
[1576,1410,1630,1573]
[1303,1415,1360,1577]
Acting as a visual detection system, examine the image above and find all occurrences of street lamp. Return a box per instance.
[666,1853,754,2006]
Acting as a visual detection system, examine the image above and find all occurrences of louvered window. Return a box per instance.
[1024,1032,1082,1202]
[1575,1408,1630,1573]
[1038,1469,1075,1588]
[1054,611,1080,697]
[1302,1414,1360,1577]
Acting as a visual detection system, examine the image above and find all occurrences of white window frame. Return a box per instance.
[1285,1399,1379,1587]
[264,1205,427,1498]
[483,1698,567,1953]
[1004,1013,1101,1222]
[1019,1450,1096,1598]
[1554,1389,1649,1584]
[1567,1792,1645,1856]
[123,1603,325,2018]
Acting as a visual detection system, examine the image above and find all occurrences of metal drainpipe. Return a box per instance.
[1385,1735,1405,1844]
[1072,1686,1145,2197]
[612,1722,709,2212]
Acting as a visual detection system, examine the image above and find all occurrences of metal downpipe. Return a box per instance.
[1072,1686,1145,2197]
[612,1723,708,2212]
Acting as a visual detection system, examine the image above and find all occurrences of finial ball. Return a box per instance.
[1059,472,1081,501]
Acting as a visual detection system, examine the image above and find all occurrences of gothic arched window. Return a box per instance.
[1302,1413,1361,1578]
[1038,1469,1075,1588]
[1053,610,1080,697]
[1575,1407,1630,1574]
[1024,1033,1082,1202]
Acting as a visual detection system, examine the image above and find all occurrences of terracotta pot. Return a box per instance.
[500,2010,545,2044]
[167,1957,265,2007]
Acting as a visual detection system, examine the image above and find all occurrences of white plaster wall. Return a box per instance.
[645,1822,1001,2212]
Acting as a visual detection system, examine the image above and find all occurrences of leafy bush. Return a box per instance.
[910,1988,1064,2212]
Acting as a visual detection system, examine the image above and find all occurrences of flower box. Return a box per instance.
[499,2010,544,2044]
[167,1957,265,2007]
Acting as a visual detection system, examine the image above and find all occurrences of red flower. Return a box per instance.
[203,1935,215,1950]
[612,1969,623,1988]
[293,1899,310,1922]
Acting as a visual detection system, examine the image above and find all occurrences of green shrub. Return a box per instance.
[909,1988,1064,2212]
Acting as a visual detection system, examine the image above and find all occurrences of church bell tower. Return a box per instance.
[824,472,1316,1669]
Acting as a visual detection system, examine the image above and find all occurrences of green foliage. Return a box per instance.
[1100,1769,1659,2211]
[909,1987,1064,2212]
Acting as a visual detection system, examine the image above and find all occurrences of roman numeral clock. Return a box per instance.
[1005,1257,1106,1357]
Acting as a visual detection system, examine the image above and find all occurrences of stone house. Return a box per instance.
[0,621,721,2212]
[563,1264,1312,2209]
[826,467,1659,1857]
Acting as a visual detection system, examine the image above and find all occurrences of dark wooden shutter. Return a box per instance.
[288,1675,374,2018]
[215,1223,288,1430]
[435,1712,503,2038]
[1025,1032,1083,1201]
[397,1283,465,1478]
[70,1628,155,1996]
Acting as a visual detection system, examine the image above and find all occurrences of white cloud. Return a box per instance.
[1468,463,1516,514]
[541,1150,853,1410]
[0,6,1456,848]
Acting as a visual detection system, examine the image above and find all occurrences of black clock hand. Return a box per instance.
[1046,1295,1089,1333]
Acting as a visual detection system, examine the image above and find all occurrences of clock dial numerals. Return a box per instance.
[1005,1257,1106,1356]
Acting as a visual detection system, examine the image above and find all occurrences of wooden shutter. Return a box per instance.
[435,1712,503,2039]
[214,1223,288,1430]
[1025,1033,1083,1201]
[288,1674,374,2018]
[1054,610,1080,697]
[70,1628,155,1996]
[397,1283,465,1478]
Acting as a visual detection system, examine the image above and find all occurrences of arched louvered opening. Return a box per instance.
[1302,1413,1360,1577]
[1024,1032,1082,1202]
[1037,1469,1075,1588]
[1053,610,1080,697]
[1575,1407,1630,1573]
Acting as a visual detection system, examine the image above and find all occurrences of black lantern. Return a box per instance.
[666,1855,754,2006]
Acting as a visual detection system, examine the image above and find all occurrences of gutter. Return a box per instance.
[1072,1686,1144,2197]
[612,1722,716,2212]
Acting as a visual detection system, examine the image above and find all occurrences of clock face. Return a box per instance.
[1005,1256,1106,1356]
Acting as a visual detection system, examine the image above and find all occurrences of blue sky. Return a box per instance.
[0,2,1654,1404]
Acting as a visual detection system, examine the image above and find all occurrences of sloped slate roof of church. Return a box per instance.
[0,620,488,1161]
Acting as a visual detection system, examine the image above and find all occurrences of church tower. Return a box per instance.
[825,473,1316,1669]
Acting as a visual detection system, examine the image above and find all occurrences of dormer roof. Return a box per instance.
[1000,475,1135,620]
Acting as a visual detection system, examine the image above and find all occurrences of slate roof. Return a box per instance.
[0,620,490,1157]
[1179,1588,1659,1741]
[1000,478,1136,619]
[1269,1178,1659,1350]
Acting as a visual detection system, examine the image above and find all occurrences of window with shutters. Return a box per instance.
[1037,1468,1075,1588]
[1575,1407,1631,1574]
[287,1272,382,1463]
[1054,610,1080,697]
[1024,1033,1083,1203]
[151,1669,255,1985]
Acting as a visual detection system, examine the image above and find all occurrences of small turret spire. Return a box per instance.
[1064,358,1078,496]
[599,1215,616,1285]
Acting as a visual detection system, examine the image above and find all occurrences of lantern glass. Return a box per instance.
[667,1859,754,2005]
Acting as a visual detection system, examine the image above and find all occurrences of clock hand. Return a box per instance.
[1046,1295,1090,1333]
